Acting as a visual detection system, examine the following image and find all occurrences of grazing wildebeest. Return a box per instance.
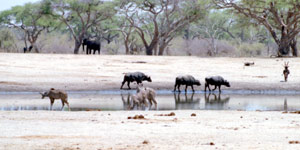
[23,46,33,53]
[82,38,101,55]
[283,61,290,82]
[137,86,157,110]
[173,75,201,93]
[40,88,70,111]
[205,76,230,93]
[120,72,152,89]
[130,86,148,110]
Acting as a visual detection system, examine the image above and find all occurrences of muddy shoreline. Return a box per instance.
[1,53,300,92]
[1,110,300,149]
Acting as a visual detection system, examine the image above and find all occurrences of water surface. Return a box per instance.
[0,90,299,111]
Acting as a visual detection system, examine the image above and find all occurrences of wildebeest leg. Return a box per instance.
[173,84,177,92]
[213,85,217,91]
[151,98,158,110]
[191,85,195,92]
[218,85,221,93]
[143,98,148,108]
[185,85,188,93]
[207,84,211,92]
[50,98,54,110]
[120,80,126,89]
[61,99,65,110]
[127,81,131,89]
[148,99,153,109]
[65,100,71,111]
[177,84,181,92]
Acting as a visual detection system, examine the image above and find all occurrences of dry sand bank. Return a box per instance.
[0,53,300,92]
[0,110,300,150]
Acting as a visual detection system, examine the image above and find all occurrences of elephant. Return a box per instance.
[82,38,101,55]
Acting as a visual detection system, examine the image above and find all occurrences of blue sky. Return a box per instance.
[0,0,40,11]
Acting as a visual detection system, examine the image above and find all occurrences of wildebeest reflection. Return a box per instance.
[121,93,132,110]
[174,93,200,110]
[204,93,230,110]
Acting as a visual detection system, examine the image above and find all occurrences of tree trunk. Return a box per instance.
[145,47,153,55]
[158,43,168,56]
[124,40,129,54]
[74,40,81,54]
[30,42,39,53]
[291,38,298,57]
[212,38,217,55]
[278,37,290,56]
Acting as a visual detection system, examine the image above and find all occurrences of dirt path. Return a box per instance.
[0,53,299,92]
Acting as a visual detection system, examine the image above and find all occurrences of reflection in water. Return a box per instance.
[0,106,70,111]
[0,91,300,111]
[174,93,200,110]
[204,93,230,110]
[121,93,131,110]
[284,98,288,112]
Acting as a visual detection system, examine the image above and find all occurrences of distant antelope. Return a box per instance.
[40,88,70,111]
[283,62,290,82]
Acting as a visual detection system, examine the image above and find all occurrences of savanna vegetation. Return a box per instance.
[0,0,299,57]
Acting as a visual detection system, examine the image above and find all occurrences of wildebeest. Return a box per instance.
[283,61,290,82]
[23,46,33,53]
[130,86,148,109]
[205,76,230,93]
[82,38,101,55]
[40,88,70,111]
[173,75,201,93]
[120,72,152,89]
[137,86,157,110]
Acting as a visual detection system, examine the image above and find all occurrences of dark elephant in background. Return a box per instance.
[82,38,101,55]
[23,45,33,53]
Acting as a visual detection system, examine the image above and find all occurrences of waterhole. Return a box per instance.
[0,90,299,111]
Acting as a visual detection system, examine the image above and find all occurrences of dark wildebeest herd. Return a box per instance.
[41,71,230,111]
[117,72,230,110]
[39,58,290,111]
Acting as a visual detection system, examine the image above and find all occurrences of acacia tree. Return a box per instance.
[0,1,55,53]
[190,12,231,56]
[214,0,300,56]
[157,0,208,55]
[51,0,116,54]
[121,0,208,55]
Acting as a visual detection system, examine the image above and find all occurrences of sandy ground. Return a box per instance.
[0,110,300,150]
[0,53,300,92]
[1,53,300,149]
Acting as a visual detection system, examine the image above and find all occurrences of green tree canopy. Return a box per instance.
[0,1,58,52]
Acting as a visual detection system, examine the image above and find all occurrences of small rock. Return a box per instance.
[191,113,196,117]
[142,140,149,144]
